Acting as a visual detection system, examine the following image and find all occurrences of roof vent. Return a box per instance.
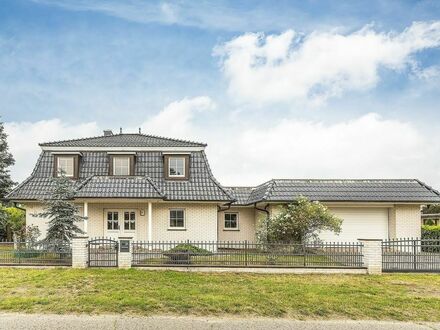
[103,130,113,136]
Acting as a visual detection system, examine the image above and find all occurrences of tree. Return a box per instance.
[0,119,15,198]
[256,196,343,244]
[33,174,85,247]
[422,204,440,214]
[0,206,25,240]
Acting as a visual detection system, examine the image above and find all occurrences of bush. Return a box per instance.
[168,244,212,256]
[422,225,440,239]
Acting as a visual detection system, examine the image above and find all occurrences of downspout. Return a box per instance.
[217,202,233,241]
[254,203,270,243]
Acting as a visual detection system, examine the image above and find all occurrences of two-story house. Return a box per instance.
[7,130,440,242]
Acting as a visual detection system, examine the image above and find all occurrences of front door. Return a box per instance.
[104,209,137,239]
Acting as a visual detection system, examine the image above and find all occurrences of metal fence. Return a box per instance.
[0,240,72,266]
[132,240,364,268]
[88,238,119,267]
[382,238,440,272]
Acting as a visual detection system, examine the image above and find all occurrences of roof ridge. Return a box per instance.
[144,176,167,198]
[262,179,277,201]
[414,179,440,197]
[39,132,207,147]
[270,178,418,182]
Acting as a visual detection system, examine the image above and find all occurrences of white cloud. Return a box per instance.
[215,21,440,105]
[208,113,440,189]
[140,96,215,139]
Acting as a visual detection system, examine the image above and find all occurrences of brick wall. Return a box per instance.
[393,204,421,238]
[218,207,256,242]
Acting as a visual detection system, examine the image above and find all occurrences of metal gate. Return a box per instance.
[88,238,118,267]
[382,238,440,272]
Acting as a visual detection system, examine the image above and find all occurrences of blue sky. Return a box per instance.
[2,0,440,188]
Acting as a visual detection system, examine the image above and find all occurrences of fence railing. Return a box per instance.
[382,238,440,272]
[131,240,364,268]
[0,240,72,266]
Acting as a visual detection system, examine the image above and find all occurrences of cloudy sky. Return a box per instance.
[2,0,440,188]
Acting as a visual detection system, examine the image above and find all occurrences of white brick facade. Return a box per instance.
[358,239,382,274]
[217,207,256,242]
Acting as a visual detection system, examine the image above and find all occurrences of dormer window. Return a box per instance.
[53,154,80,179]
[57,156,74,177]
[164,154,190,180]
[169,157,185,177]
[113,156,130,176]
[108,154,135,176]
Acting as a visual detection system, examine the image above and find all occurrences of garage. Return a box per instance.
[319,207,389,242]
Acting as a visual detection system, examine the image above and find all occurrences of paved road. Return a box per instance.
[0,314,439,330]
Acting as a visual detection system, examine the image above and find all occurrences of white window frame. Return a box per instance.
[106,210,119,231]
[57,156,74,177]
[168,157,185,178]
[123,210,136,232]
[168,208,186,230]
[113,156,130,176]
[224,212,239,231]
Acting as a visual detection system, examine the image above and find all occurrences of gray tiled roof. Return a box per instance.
[39,133,206,148]
[227,179,440,205]
[7,150,233,201]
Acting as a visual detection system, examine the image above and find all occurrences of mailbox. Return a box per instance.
[120,240,130,253]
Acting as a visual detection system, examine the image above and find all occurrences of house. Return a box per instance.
[6,130,440,242]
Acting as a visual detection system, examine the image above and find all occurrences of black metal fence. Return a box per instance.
[382,238,440,272]
[132,240,364,268]
[88,238,118,267]
[0,240,72,266]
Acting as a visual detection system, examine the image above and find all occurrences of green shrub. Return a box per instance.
[168,244,212,256]
[422,225,440,239]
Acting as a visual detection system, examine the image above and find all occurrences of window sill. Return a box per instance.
[167,228,187,231]
[223,229,239,231]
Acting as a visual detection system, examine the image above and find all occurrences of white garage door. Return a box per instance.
[319,207,389,242]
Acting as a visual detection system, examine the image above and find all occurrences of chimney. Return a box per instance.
[120,127,122,134]
[139,127,141,134]
[103,130,113,137]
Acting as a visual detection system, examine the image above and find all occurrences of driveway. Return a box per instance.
[0,314,439,330]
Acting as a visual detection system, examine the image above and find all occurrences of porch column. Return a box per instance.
[148,202,152,241]
[83,202,88,234]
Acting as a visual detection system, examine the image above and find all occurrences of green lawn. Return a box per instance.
[0,268,439,321]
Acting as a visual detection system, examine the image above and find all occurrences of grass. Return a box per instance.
[0,269,439,320]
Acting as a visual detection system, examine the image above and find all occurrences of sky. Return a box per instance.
[2,0,440,188]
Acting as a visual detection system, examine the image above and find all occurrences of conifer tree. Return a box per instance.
[34,174,85,248]
[0,120,15,198]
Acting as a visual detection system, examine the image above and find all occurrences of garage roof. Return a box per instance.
[226,179,440,205]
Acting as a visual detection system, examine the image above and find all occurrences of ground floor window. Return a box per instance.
[224,212,238,230]
[169,209,185,229]
[124,211,136,230]
[107,211,119,230]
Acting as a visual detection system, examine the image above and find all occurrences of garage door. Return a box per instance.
[319,207,389,242]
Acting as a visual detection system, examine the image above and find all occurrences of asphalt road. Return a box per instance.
[0,314,439,330]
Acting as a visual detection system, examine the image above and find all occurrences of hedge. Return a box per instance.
[422,225,440,239]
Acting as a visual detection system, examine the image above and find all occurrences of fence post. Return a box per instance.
[118,236,133,269]
[72,236,89,268]
[245,240,248,267]
[358,239,382,274]
[413,239,417,271]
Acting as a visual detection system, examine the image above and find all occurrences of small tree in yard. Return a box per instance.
[256,196,342,244]
[33,174,85,248]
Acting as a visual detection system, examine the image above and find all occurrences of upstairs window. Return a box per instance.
[168,157,185,177]
[113,156,130,176]
[57,156,74,177]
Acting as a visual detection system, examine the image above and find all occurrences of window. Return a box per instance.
[124,211,136,230]
[107,211,119,230]
[169,209,185,228]
[168,157,185,177]
[57,156,74,177]
[224,213,238,230]
[113,156,130,176]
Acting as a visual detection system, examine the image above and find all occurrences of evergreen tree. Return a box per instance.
[34,174,85,248]
[0,120,15,198]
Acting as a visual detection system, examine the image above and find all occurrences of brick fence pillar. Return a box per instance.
[118,236,133,269]
[358,239,382,274]
[72,236,89,268]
